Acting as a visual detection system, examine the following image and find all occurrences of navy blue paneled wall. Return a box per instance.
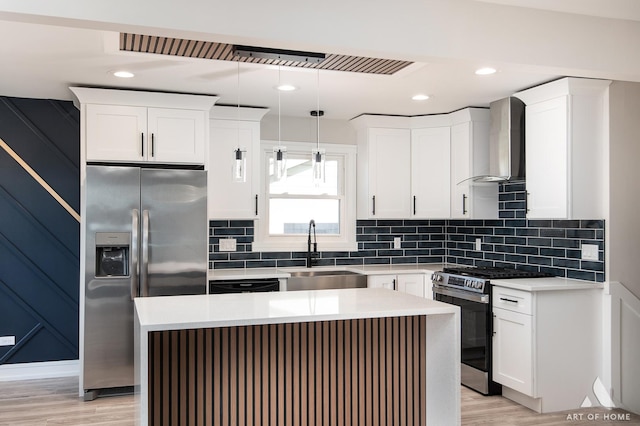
[210,182,605,282]
[0,97,80,365]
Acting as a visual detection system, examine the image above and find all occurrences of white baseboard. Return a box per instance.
[0,360,79,381]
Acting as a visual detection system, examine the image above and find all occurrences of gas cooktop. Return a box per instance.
[442,266,552,280]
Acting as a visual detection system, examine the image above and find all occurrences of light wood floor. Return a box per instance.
[0,377,638,425]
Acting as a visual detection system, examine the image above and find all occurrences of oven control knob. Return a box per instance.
[433,274,443,282]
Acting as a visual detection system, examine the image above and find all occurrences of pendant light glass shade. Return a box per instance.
[312,148,325,184]
[232,148,246,182]
[272,146,287,180]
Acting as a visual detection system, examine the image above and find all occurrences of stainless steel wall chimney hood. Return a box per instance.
[472,97,525,183]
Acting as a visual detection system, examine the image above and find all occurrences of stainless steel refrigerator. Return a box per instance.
[82,165,207,398]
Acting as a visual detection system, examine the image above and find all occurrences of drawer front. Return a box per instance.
[492,286,533,315]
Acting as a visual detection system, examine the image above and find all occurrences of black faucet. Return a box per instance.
[306,219,318,268]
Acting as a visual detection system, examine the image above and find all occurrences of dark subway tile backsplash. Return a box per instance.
[209,181,605,282]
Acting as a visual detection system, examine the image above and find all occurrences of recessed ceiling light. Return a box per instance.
[112,70,135,78]
[475,67,497,76]
[275,84,297,92]
[412,94,430,101]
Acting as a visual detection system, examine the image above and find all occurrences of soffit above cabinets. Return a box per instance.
[119,33,413,75]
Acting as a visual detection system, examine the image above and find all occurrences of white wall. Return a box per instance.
[606,81,640,414]
[608,81,640,299]
[261,115,356,145]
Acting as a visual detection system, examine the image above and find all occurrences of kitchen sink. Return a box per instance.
[286,270,367,291]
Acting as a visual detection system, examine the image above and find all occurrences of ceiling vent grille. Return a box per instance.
[119,33,413,75]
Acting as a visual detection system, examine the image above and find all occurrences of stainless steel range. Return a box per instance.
[431,266,550,395]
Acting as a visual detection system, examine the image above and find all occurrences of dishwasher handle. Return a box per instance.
[209,278,280,294]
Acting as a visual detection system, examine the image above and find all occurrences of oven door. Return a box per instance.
[433,284,497,395]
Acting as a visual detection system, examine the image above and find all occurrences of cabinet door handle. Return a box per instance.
[499,297,519,304]
[525,191,530,213]
[492,313,496,336]
[392,278,396,290]
[462,194,468,215]
[372,195,376,216]
[151,133,155,157]
[255,194,259,216]
[141,133,144,157]
[413,195,417,215]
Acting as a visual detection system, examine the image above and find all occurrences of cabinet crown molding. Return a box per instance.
[350,107,489,130]
[69,86,219,111]
[514,77,611,105]
[210,105,270,121]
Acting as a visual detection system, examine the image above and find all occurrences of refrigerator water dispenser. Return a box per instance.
[95,232,130,277]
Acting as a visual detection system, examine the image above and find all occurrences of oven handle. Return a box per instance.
[432,285,489,304]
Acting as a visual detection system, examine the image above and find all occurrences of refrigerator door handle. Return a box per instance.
[141,209,150,297]
[131,209,140,300]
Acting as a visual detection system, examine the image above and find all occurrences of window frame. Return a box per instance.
[253,140,357,252]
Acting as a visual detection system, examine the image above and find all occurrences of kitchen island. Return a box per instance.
[134,288,460,425]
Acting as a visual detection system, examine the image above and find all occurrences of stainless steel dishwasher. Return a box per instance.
[208,278,280,294]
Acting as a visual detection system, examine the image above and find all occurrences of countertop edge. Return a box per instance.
[490,277,605,292]
[208,264,444,280]
[134,288,459,331]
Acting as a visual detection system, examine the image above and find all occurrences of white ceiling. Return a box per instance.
[0,1,638,121]
[474,0,640,22]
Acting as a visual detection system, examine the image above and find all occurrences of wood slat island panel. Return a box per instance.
[147,316,426,426]
[134,288,461,425]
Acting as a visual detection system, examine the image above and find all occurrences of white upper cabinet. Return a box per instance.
[352,110,495,220]
[85,104,147,162]
[208,106,269,219]
[411,127,451,218]
[515,78,611,219]
[147,108,206,164]
[70,87,217,166]
[449,110,498,219]
[355,124,412,219]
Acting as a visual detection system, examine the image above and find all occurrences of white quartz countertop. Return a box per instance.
[134,288,458,332]
[208,264,445,281]
[490,276,605,292]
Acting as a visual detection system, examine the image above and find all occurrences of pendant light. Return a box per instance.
[272,66,287,181]
[311,69,325,185]
[232,59,247,183]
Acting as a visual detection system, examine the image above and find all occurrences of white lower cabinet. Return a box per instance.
[367,274,396,290]
[491,285,602,413]
[492,304,533,395]
[367,273,432,299]
[397,274,427,298]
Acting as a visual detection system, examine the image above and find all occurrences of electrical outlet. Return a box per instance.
[219,238,237,252]
[0,336,15,346]
[581,244,599,261]
[475,238,482,251]
[393,237,402,249]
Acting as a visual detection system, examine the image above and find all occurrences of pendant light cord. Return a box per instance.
[236,59,241,151]
[278,66,282,145]
[316,69,320,150]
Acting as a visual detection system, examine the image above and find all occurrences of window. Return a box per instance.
[253,141,357,252]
